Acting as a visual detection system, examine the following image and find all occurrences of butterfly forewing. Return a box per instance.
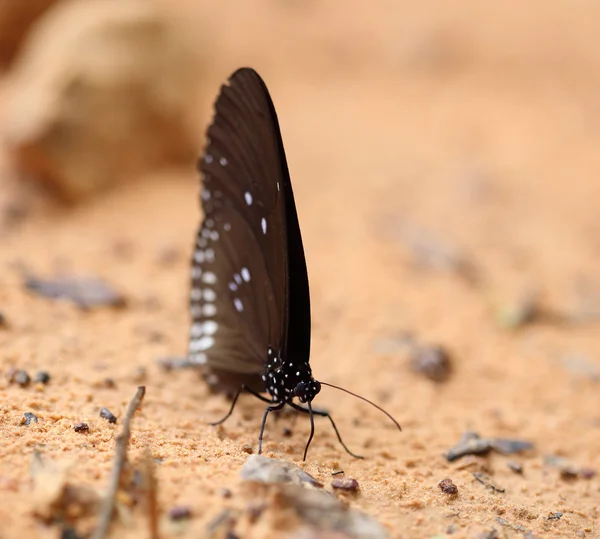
[189,68,292,391]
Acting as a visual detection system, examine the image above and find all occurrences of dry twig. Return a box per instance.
[92,386,146,539]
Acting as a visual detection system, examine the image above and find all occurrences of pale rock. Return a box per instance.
[1,0,204,202]
[0,0,58,66]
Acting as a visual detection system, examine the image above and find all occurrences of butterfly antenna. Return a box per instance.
[303,401,315,461]
[320,381,402,432]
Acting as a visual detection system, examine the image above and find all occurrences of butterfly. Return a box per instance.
[188,67,400,459]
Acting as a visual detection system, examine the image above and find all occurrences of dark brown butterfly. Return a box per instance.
[189,67,400,459]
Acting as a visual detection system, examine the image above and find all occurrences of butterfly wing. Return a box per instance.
[189,68,292,392]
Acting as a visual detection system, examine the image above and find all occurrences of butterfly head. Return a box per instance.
[293,378,321,403]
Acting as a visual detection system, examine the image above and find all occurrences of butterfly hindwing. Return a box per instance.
[189,68,291,391]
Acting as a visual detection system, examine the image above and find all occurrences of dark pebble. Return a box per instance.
[12,370,31,387]
[546,512,563,520]
[560,467,579,480]
[220,488,232,498]
[410,344,452,383]
[490,438,534,455]
[33,371,51,385]
[331,477,359,491]
[439,478,458,495]
[61,527,84,539]
[332,470,345,476]
[22,412,38,425]
[477,529,499,539]
[169,506,192,521]
[99,407,117,424]
[74,422,90,433]
[579,467,596,479]
[24,274,126,310]
[102,378,117,389]
[241,444,253,454]
[507,461,523,474]
[282,427,293,438]
[446,432,492,461]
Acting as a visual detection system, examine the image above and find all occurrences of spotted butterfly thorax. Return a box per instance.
[189,67,401,460]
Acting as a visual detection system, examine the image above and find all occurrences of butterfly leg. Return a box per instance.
[289,402,364,459]
[258,401,285,454]
[209,384,272,426]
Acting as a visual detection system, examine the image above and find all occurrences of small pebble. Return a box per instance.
[241,444,253,454]
[99,407,117,424]
[33,371,51,385]
[61,527,84,539]
[410,344,452,383]
[102,378,117,389]
[439,478,458,495]
[22,412,38,425]
[12,370,31,387]
[220,488,232,499]
[546,512,563,521]
[331,477,359,491]
[477,529,499,539]
[74,422,90,433]
[579,467,596,479]
[559,467,579,480]
[169,506,192,521]
[507,461,523,474]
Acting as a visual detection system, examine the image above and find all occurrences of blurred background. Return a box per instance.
[0,0,599,537]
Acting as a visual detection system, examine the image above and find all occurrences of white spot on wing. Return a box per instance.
[234,273,242,285]
[224,223,231,231]
[229,282,238,291]
[189,353,207,364]
[234,298,244,312]
[202,272,217,284]
[190,323,203,337]
[202,304,217,316]
[190,288,202,301]
[205,248,215,262]
[197,236,207,248]
[193,250,205,264]
[244,191,253,206]
[202,320,218,335]
[205,154,213,164]
[261,217,267,234]
[192,336,214,351]
[191,266,202,279]
[219,157,228,166]
[203,289,216,302]
[241,267,251,282]
[191,305,202,317]
[210,231,219,241]
[202,189,211,201]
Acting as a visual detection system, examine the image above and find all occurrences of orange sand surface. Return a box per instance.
[1,2,599,538]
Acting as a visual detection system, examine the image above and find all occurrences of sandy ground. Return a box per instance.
[1,1,599,538]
